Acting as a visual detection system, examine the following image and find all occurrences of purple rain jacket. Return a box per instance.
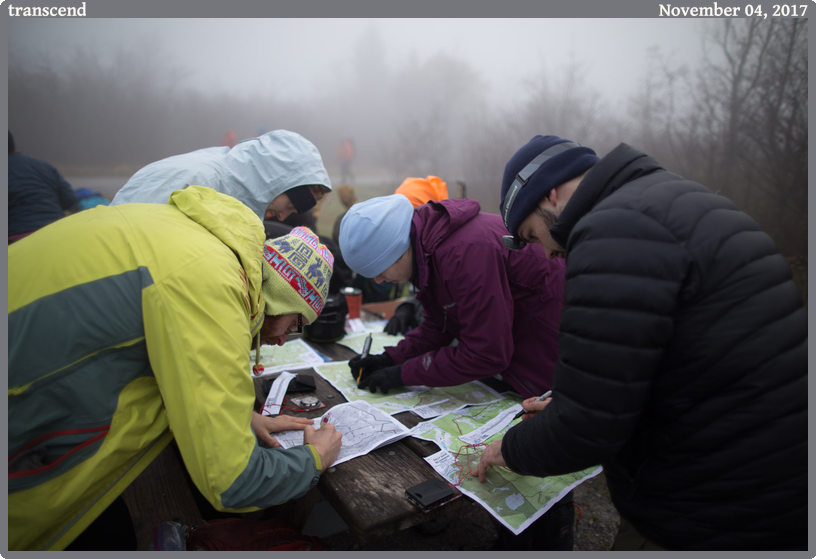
[384,198,565,398]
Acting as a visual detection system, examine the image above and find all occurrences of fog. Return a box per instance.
[9,19,705,107]
[7,17,807,256]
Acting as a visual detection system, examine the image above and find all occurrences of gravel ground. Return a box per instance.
[323,471,620,551]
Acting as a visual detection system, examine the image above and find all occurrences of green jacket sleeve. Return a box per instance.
[142,249,321,511]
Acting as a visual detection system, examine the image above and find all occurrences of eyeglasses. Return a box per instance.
[286,314,303,335]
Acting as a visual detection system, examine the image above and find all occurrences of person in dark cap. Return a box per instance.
[8,130,77,243]
[474,135,807,551]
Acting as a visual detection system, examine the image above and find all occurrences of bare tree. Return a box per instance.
[631,19,807,256]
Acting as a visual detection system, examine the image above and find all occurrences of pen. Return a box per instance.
[512,390,552,421]
[356,333,373,385]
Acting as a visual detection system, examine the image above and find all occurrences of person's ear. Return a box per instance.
[548,188,558,206]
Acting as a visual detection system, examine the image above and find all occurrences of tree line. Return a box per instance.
[8,19,806,256]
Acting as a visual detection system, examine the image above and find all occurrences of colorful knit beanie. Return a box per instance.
[395,176,449,208]
[261,227,334,323]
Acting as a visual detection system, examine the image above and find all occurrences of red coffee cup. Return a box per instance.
[342,287,363,319]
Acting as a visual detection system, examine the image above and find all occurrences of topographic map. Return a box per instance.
[336,331,404,355]
[274,400,411,465]
[248,338,327,377]
[412,399,602,535]
[313,361,505,418]
[410,397,525,452]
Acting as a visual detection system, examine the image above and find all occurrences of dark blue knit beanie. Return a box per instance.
[500,135,599,237]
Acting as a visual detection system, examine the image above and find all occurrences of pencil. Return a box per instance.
[356,334,373,386]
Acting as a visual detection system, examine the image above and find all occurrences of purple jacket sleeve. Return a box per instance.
[387,244,515,387]
[384,305,453,366]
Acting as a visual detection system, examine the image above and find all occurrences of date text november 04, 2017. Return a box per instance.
[659,2,807,17]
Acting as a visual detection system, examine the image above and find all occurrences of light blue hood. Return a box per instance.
[111,130,332,219]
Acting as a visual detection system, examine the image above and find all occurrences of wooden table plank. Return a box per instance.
[317,439,463,543]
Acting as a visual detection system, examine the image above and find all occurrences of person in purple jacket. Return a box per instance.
[338,193,565,399]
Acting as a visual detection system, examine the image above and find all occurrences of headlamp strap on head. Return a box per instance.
[501,141,581,229]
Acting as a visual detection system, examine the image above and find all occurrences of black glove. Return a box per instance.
[385,303,418,335]
[359,364,404,394]
[349,352,395,384]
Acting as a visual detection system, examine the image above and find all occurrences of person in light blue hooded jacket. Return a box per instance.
[111,129,332,221]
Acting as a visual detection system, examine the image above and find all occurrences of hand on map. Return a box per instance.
[251,412,314,448]
[349,352,395,383]
[359,365,404,394]
[519,395,553,420]
[472,440,508,482]
[304,423,343,469]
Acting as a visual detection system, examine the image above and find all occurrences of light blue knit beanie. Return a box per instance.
[339,194,414,278]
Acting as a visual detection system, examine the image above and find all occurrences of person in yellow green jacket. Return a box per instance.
[8,185,343,551]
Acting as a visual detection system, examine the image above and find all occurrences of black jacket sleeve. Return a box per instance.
[502,204,691,477]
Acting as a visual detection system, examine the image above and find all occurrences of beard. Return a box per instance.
[535,205,566,258]
[537,205,560,229]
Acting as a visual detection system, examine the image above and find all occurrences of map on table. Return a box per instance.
[337,331,404,355]
[409,397,525,452]
[313,360,505,418]
[248,338,327,377]
[411,399,603,535]
[273,400,411,466]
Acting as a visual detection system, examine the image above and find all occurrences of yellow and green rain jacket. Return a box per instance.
[8,186,323,551]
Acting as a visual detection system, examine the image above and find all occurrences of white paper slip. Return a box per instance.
[260,371,296,416]
[411,398,454,419]
[459,404,523,445]
[347,318,366,333]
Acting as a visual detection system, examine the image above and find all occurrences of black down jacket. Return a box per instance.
[501,144,807,550]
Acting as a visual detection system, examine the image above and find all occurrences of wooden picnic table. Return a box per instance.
[122,300,467,549]
[251,302,468,544]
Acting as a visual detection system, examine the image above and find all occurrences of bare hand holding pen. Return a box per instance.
[518,395,553,420]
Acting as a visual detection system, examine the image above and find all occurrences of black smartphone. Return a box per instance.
[405,478,455,511]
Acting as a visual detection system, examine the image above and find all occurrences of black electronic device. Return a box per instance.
[286,374,316,393]
[303,293,347,343]
[405,478,456,512]
[261,374,316,395]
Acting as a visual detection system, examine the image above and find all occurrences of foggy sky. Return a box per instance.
[8,18,708,112]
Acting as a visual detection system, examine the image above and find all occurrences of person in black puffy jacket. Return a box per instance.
[474,135,806,551]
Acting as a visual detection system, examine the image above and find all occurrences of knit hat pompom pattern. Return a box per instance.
[500,135,599,237]
[261,227,334,323]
